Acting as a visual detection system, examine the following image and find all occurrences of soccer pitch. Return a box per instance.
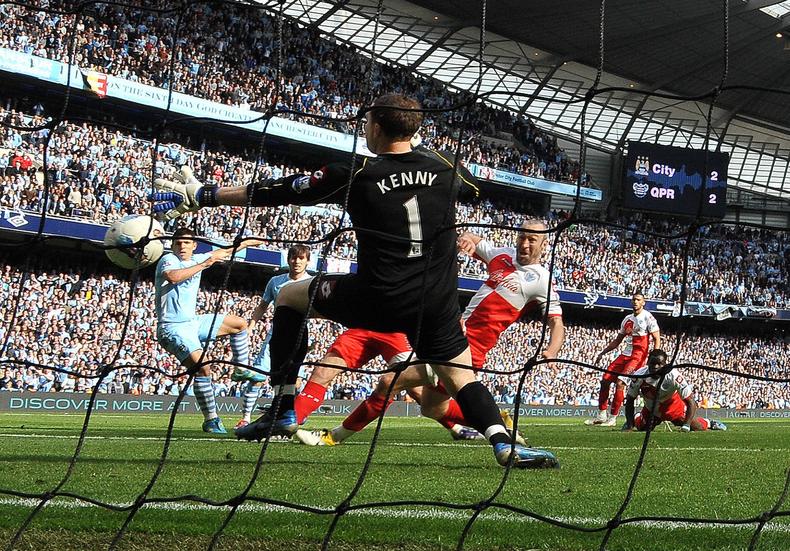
[0,413,788,550]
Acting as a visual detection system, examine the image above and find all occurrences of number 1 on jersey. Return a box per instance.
[403,195,423,258]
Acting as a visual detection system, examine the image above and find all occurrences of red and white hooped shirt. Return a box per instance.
[463,240,562,367]
[627,366,692,411]
[619,310,659,357]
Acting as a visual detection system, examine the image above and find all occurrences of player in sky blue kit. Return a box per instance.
[155,226,261,434]
[231,244,313,430]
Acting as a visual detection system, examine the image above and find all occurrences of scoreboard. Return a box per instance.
[622,142,728,218]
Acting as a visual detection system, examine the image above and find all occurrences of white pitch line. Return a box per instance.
[0,496,787,534]
[0,433,788,453]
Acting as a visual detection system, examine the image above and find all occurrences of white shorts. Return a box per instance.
[157,314,222,364]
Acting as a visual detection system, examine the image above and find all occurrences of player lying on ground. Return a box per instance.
[296,221,563,447]
[622,349,727,432]
[287,327,516,442]
[232,245,313,430]
[154,227,262,434]
[151,94,556,468]
[588,292,660,427]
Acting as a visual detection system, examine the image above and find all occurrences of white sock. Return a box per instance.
[242,382,259,422]
[194,376,217,421]
[330,426,355,443]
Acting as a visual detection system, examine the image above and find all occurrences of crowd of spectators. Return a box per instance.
[0,1,584,182]
[2,105,787,308]
[0,263,787,410]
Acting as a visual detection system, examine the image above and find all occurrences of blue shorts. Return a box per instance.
[157,315,222,364]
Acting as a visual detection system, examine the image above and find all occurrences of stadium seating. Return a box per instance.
[0,0,786,410]
[0,262,787,408]
[0,2,581,182]
[2,107,787,307]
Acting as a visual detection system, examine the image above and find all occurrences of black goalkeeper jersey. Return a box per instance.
[250,147,479,305]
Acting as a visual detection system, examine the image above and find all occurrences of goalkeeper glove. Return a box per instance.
[150,166,216,221]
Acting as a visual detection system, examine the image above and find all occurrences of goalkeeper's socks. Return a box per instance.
[455,381,510,447]
[294,380,327,425]
[194,376,217,421]
[230,329,250,365]
[342,392,392,432]
[268,305,308,388]
[281,385,297,411]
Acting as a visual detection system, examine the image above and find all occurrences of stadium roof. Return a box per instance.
[249,0,790,200]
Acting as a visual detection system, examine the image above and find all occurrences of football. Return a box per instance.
[103,215,165,269]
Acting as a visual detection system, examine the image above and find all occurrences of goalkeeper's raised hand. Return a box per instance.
[151,166,215,221]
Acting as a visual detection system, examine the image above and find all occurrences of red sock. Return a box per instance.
[598,381,611,411]
[294,381,326,425]
[611,387,624,416]
[437,398,467,429]
[342,392,392,432]
[696,417,710,431]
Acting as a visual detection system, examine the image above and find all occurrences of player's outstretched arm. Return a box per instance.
[162,249,230,284]
[542,315,565,368]
[596,332,626,363]
[650,330,661,351]
[680,395,698,432]
[151,165,350,220]
[151,166,211,220]
[248,299,270,335]
[233,237,266,252]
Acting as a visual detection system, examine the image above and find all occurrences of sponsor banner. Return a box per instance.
[467,163,603,201]
[265,116,374,157]
[0,393,419,417]
[0,48,373,156]
[0,48,62,82]
[0,393,781,419]
[678,301,778,321]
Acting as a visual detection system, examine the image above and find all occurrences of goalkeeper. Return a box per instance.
[151,93,559,469]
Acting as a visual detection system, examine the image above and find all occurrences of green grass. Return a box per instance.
[0,413,788,550]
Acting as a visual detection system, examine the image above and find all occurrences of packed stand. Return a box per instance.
[2,104,788,307]
[0,262,787,409]
[0,1,584,182]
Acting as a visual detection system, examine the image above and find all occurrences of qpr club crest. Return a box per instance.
[632,181,649,198]
[523,270,539,283]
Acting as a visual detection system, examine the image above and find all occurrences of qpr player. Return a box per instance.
[622,349,727,432]
[291,327,488,442]
[588,292,660,427]
[295,221,563,450]
[151,94,555,468]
